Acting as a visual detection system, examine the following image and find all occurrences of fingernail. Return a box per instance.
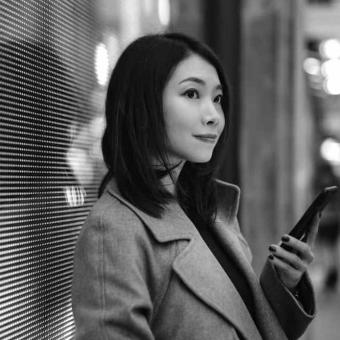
[282,235,290,242]
[269,254,274,260]
[269,245,276,252]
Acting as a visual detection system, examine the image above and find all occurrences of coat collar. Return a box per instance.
[105,179,263,340]
[105,179,194,242]
[105,178,241,242]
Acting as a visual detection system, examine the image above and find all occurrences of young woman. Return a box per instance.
[72,33,318,340]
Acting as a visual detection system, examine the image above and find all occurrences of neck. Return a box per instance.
[160,161,185,196]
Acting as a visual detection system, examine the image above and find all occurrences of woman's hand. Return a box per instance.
[268,215,321,289]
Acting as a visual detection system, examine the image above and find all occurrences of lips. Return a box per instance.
[193,134,218,144]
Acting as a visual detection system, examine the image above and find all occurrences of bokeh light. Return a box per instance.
[320,138,340,164]
[320,38,340,59]
[95,43,110,86]
[158,0,170,26]
[304,57,321,76]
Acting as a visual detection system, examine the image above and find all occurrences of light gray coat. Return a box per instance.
[72,179,315,339]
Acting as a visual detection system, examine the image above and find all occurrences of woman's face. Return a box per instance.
[162,53,225,165]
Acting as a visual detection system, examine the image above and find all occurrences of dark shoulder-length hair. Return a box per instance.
[100,32,230,226]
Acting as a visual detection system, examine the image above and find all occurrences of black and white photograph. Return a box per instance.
[0,1,340,339]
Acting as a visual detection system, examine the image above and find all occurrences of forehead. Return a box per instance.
[169,54,221,85]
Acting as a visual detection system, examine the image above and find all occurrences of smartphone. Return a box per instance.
[281,186,338,250]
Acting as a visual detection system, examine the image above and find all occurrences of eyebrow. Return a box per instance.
[178,77,222,91]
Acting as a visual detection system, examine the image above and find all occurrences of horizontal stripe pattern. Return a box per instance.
[0,1,102,339]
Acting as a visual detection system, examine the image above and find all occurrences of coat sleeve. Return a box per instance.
[232,217,315,340]
[260,260,316,340]
[72,204,165,340]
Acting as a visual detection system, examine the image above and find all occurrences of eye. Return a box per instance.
[183,89,199,99]
[214,94,223,104]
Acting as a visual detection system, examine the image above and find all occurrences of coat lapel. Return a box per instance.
[172,233,262,340]
[106,180,263,339]
[213,186,288,340]
[213,218,257,286]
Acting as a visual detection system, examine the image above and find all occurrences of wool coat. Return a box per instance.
[72,179,315,340]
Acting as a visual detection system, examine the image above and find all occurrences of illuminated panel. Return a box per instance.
[0,1,104,339]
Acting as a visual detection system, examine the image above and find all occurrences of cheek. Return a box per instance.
[164,101,193,135]
[166,120,191,150]
[219,112,226,133]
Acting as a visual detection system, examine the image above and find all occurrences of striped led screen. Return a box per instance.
[0,1,105,339]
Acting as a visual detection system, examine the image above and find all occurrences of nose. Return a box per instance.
[202,101,222,127]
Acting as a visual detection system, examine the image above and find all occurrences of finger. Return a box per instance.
[268,255,302,288]
[269,244,307,271]
[307,214,321,247]
[280,235,315,263]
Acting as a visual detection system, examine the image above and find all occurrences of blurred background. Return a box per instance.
[0,0,339,339]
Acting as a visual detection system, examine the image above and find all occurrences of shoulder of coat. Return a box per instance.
[85,191,145,235]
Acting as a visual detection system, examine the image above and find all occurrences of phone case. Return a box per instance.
[281,186,338,251]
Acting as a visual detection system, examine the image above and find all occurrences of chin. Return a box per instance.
[189,153,213,163]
